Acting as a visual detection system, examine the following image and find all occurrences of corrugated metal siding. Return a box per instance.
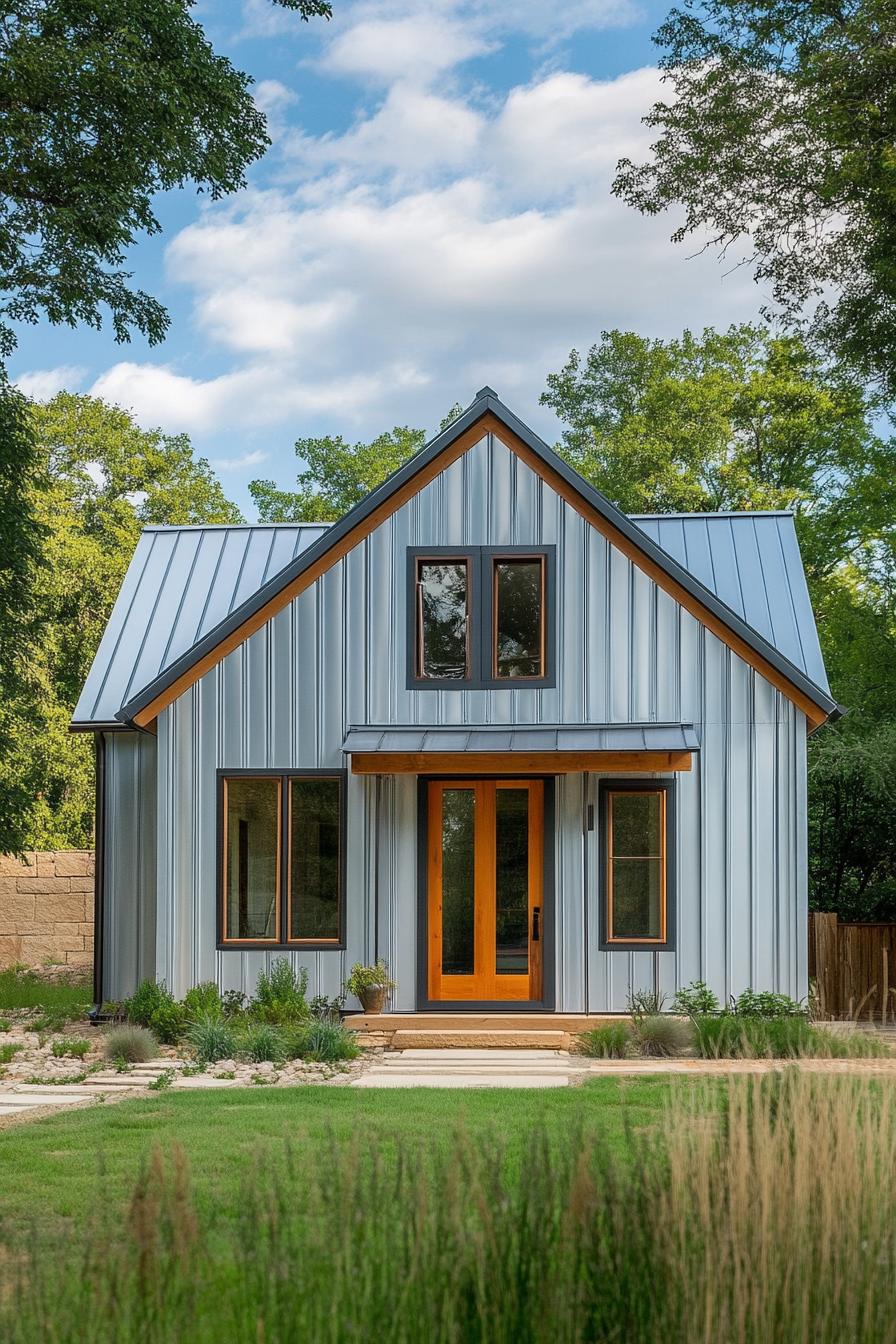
[103,731,157,1000]
[146,433,808,1007]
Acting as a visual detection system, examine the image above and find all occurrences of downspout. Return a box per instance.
[90,731,107,1018]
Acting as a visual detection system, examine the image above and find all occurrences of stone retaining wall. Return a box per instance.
[0,851,94,970]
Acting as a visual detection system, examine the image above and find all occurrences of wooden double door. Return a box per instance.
[426,779,544,1003]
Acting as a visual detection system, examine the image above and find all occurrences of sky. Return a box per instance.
[11,0,765,516]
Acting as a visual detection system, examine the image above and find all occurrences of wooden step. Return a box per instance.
[390,1029,568,1051]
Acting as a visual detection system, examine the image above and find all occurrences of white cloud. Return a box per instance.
[320,15,491,83]
[253,79,299,139]
[15,365,86,400]
[212,449,271,471]
[89,65,760,442]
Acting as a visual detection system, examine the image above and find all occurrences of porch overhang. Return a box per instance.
[342,724,699,775]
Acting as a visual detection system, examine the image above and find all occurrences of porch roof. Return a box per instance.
[342,723,699,774]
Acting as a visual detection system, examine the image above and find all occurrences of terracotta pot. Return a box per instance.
[358,985,388,1014]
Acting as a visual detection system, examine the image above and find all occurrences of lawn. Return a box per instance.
[0,1077,674,1237]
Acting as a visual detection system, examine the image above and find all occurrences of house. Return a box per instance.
[72,388,838,1014]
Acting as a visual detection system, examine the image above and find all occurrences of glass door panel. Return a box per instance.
[427,779,543,1003]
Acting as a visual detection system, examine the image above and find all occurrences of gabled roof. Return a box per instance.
[73,387,838,732]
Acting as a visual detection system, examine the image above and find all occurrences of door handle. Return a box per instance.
[532,906,541,942]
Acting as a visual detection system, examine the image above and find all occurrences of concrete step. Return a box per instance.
[386,1048,568,1060]
[390,1030,567,1051]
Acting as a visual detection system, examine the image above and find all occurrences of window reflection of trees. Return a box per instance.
[496,561,542,678]
[419,562,467,679]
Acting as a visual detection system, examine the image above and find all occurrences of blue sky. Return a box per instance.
[11,0,763,516]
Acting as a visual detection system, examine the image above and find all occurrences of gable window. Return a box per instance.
[600,783,673,949]
[219,771,345,948]
[408,546,554,689]
[416,558,470,680]
[493,556,545,679]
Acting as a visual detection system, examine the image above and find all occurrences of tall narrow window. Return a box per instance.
[289,777,341,942]
[223,777,280,941]
[606,790,666,943]
[493,557,544,679]
[416,559,469,680]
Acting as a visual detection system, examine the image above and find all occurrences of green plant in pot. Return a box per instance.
[345,961,396,1014]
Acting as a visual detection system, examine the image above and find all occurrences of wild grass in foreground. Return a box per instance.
[0,968,90,1017]
[2,1072,896,1343]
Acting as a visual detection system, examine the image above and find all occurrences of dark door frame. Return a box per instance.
[415,774,556,1012]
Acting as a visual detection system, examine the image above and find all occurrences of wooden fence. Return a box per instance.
[809,912,896,1021]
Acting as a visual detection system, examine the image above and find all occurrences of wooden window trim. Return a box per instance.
[220,775,282,947]
[414,554,471,681]
[599,781,674,951]
[491,553,546,683]
[217,768,347,951]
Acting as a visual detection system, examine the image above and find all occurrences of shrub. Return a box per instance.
[124,979,186,1043]
[222,989,247,1019]
[732,989,807,1019]
[0,1018,10,1031]
[183,982,223,1022]
[631,1014,693,1058]
[576,1022,632,1059]
[240,1022,285,1064]
[104,1025,157,1063]
[0,1043,23,1064]
[672,980,720,1016]
[626,988,667,1017]
[288,1020,360,1063]
[186,1015,237,1065]
[309,994,344,1023]
[252,959,309,1025]
[51,1038,91,1059]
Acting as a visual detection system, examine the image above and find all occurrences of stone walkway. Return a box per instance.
[351,1048,896,1088]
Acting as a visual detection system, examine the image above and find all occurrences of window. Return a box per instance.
[601,784,672,948]
[408,547,553,688]
[220,772,345,947]
[415,558,469,679]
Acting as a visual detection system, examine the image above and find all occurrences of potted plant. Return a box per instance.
[345,961,396,1014]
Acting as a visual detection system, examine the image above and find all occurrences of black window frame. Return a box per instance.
[598,779,676,952]
[217,768,347,951]
[406,545,556,690]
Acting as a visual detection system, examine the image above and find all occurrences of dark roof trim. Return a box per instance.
[116,388,837,727]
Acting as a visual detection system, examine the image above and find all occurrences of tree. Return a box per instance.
[613,0,896,394]
[541,325,896,591]
[0,0,331,354]
[250,427,425,522]
[543,324,896,918]
[0,393,242,848]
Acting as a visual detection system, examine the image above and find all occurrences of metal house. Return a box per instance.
[73,388,837,1014]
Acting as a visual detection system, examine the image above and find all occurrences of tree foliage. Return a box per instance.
[0,394,241,848]
[544,325,896,918]
[614,0,896,394]
[250,427,425,522]
[0,0,331,354]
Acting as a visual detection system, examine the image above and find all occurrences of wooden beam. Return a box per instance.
[350,750,694,775]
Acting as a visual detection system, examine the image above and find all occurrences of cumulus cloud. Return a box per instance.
[320,14,491,83]
[91,63,760,441]
[15,365,86,400]
[212,449,271,471]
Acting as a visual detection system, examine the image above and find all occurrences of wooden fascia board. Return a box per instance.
[350,750,694,775]
[128,408,829,731]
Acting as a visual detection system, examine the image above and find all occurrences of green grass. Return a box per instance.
[0,1079,673,1238]
[0,969,90,1017]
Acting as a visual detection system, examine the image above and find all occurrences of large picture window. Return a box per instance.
[220,771,345,948]
[408,546,553,689]
[600,783,673,949]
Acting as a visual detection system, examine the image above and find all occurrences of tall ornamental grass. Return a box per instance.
[4,1071,896,1342]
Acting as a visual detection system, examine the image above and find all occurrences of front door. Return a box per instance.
[426,779,544,1003]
